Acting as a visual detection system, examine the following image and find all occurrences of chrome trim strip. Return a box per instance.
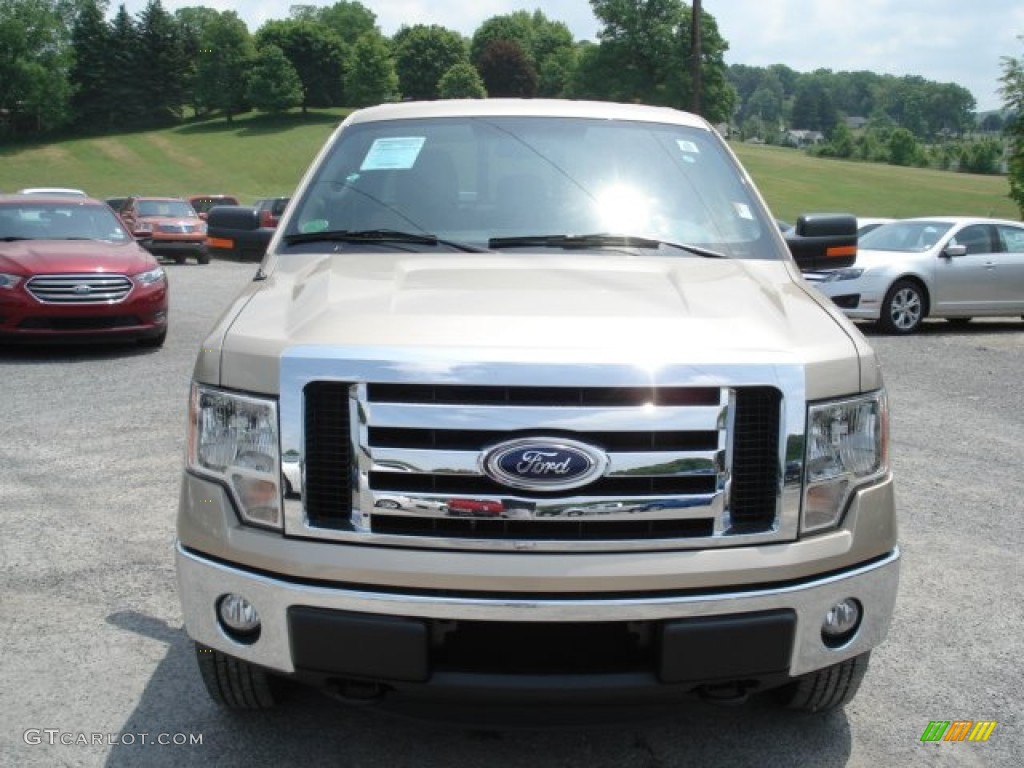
[364,401,725,432]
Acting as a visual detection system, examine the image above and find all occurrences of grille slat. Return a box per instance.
[26,274,133,303]
[302,381,782,545]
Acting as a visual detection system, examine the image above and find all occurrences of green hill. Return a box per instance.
[1,108,1018,222]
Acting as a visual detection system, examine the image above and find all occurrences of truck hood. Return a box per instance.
[211,252,873,397]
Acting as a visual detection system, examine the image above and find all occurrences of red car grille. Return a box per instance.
[26,274,133,303]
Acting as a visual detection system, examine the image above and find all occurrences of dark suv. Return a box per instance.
[254,197,289,229]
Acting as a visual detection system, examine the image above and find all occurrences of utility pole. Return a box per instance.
[691,0,703,115]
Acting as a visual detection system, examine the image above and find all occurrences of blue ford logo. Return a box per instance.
[481,438,608,492]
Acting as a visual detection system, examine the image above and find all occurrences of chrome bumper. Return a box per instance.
[176,543,899,680]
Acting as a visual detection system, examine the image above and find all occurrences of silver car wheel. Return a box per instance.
[879,279,925,334]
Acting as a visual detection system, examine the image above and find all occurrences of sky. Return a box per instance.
[118,0,1024,112]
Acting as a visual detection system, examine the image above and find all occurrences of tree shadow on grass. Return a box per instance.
[175,111,345,138]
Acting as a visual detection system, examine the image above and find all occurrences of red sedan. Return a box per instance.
[0,195,168,347]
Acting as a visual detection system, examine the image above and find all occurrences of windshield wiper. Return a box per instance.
[283,228,487,253]
[1,236,31,242]
[488,233,726,259]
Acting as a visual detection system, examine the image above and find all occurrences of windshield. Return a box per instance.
[285,115,780,259]
[137,200,197,218]
[859,220,954,252]
[0,203,132,242]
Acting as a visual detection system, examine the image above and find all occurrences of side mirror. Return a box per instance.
[785,213,858,271]
[942,244,967,258]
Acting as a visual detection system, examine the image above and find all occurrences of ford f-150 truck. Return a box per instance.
[177,99,898,720]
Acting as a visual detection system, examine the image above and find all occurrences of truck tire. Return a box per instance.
[195,642,279,709]
[196,249,211,265]
[775,652,870,712]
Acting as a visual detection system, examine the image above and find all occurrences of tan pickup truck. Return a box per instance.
[176,99,898,721]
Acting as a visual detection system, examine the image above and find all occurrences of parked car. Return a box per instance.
[254,196,290,229]
[805,216,1024,333]
[17,187,88,197]
[186,195,240,221]
[118,196,209,264]
[856,217,895,238]
[446,498,504,517]
[0,194,168,346]
[374,495,449,513]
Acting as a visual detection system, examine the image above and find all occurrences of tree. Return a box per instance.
[136,0,188,125]
[392,24,467,101]
[345,31,398,107]
[69,0,113,133]
[476,39,538,97]
[0,0,73,136]
[583,0,734,122]
[438,62,486,99]
[314,0,377,47]
[247,44,302,113]
[257,20,346,111]
[472,11,575,98]
[175,6,222,116]
[194,11,254,122]
[1000,40,1024,215]
[105,4,148,129]
[887,127,922,167]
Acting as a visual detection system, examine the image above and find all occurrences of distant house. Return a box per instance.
[782,129,824,147]
[846,116,868,130]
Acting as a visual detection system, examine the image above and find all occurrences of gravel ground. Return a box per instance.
[1,260,1020,767]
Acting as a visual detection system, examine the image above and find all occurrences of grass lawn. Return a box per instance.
[1,108,1018,222]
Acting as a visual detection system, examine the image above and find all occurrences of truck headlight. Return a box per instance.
[802,391,888,533]
[186,384,282,529]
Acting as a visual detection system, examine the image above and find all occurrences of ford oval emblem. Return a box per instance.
[481,437,608,492]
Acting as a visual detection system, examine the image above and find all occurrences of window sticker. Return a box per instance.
[676,139,701,154]
[733,202,754,220]
[360,137,426,171]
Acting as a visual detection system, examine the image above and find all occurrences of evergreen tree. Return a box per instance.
[136,0,188,125]
[70,0,113,133]
[1000,43,1024,216]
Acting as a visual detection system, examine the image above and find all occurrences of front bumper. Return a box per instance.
[176,543,900,696]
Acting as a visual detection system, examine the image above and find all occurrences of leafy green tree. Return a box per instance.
[392,24,468,101]
[257,20,346,111]
[582,0,734,122]
[69,0,113,132]
[317,0,377,47]
[887,127,922,166]
[1002,42,1024,216]
[247,44,302,113]
[175,6,221,116]
[476,39,538,97]
[957,138,1003,175]
[438,61,486,99]
[0,0,73,136]
[345,31,398,107]
[194,11,254,122]
[136,0,188,124]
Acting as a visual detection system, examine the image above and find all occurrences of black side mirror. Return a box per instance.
[784,213,858,271]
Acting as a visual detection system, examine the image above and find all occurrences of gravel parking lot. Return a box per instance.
[1,260,1021,767]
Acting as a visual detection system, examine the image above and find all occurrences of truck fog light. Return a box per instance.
[218,594,261,641]
[821,598,861,647]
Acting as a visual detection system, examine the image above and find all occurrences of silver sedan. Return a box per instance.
[805,216,1024,333]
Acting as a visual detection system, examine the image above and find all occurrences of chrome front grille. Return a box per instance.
[26,274,133,303]
[280,351,803,552]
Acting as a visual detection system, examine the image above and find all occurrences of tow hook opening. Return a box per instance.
[325,678,389,704]
[696,682,755,706]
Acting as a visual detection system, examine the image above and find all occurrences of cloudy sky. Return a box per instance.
[121,0,1023,111]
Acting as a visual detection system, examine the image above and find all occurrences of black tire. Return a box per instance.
[877,279,925,334]
[775,652,870,713]
[196,248,210,265]
[195,643,279,710]
[173,254,186,265]
[137,330,167,349]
